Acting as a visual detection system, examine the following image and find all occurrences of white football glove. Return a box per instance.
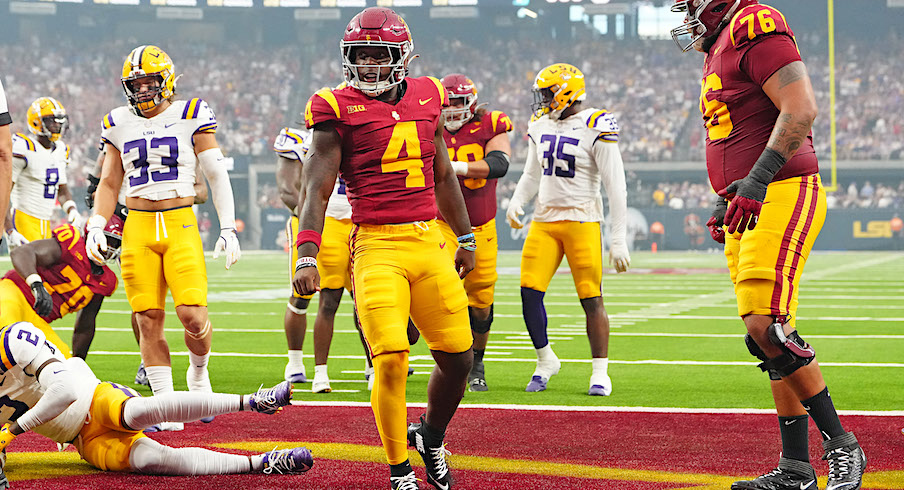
[213,228,241,270]
[5,230,29,250]
[85,215,108,265]
[506,201,525,229]
[609,241,631,273]
[67,208,87,231]
[450,160,470,176]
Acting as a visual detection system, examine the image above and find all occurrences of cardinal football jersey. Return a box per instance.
[701,3,818,192]
[273,127,351,220]
[11,133,70,220]
[442,110,513,227]
[100,98,216,201]
[3,224,118,321]
[304,77,447,225]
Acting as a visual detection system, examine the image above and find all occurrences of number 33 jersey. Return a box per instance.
[100,98,217,201]
[525,108,625,223]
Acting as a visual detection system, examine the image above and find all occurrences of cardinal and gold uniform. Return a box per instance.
[0,321,146,471]
[518,108,626,299]
[702,3,825,327]
[10,132,70,241]
[0,224,118,358]
[437,110,512,309]
[304,77,471,357]
[99,98,216,312]
[275,127,354,294]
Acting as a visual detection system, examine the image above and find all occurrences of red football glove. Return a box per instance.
[719,177,767,234]
[706,199,728,244]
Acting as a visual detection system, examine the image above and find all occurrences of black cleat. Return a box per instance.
[407,415,453,489]
[468,359,488,392]
[731,457,817,490]
[823,432,866,490]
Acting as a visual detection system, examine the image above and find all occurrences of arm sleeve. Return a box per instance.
[510,138,542,206]
[14,358,78,433]
[593,141,628,248]
[198,148,236,230]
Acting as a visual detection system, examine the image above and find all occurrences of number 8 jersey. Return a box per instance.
[100,98,216,201]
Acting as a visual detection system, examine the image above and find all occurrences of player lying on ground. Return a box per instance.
[0,321,312,478]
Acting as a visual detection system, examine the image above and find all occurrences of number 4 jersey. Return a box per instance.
[3,224,118,321]
[100,98,216,201]
[701,3,818,192]
[522,107,626,224]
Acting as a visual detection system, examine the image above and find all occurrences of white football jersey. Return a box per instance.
[522,107,624,223]
[274,127,351,220]
[0,79,9,125]
[100,98,217,201]
[11,133,70,220]
[0,323,99,444]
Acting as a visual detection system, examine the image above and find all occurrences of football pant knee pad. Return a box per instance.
[469,305,493,334]
[744,334,781,380]
[750,319,815,378]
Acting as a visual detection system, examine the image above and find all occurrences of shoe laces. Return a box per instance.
[427,443,451,479]
[263,447,299,475]
[391,472,420,490]
[824,447,853,479]
[252,383,283,414]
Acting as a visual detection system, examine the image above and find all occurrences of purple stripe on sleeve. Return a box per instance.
[182,101,192,119]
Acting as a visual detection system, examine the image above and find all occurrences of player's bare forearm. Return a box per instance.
[763,61,818,160]
[297,125,341,258]
[57,184,74,206]
[3,208,12,233]
[276,156,301,213]
[11,239,61,276]
[94,149,125,220]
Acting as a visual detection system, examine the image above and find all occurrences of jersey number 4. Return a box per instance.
[381,121,425,188]
[124,137,180,187]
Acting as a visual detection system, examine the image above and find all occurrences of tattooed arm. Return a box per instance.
[762,60,818,160]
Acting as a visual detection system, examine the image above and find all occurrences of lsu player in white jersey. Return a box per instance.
[86,45,241,430]
[506,63,630,396]
[275,126,367,393]
[4,97,84,248]
[0,321,312,478]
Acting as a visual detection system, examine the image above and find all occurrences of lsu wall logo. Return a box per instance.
[853,220,892,238]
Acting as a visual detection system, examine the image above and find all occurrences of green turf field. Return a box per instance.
[16,250,903,412]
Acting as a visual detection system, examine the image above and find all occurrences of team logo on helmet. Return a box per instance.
[121,45,178,113]
[340,7,414,97]
[531,63,586,120]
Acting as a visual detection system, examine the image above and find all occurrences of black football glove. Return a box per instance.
[705,199,728,244]
[718,148,787,234]
[30,281,53,317]
[85,174,100,209]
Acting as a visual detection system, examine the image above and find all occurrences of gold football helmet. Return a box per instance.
[531,63,586,119]
[121,45,177,113]
[26,97,68,142]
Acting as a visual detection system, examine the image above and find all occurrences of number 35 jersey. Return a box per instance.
[100,98,217,201]
[10,132,70,220]
[524,108,625,223]
[273,127,351,220]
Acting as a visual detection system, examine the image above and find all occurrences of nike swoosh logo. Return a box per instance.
[419,97,433,105]
[165,123,177,128]
[53,370,64,375]
[784,420,797,426]
[434,482,450,490]
[439,242,446,249]
[183,224,194,229]
[802,405,811,411]
[801,481,815,490]
[470,128,480,133]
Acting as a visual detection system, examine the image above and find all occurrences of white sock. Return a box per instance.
[188,351,210,373]
[536,345,557,363]
[129,438,253,475]
[124,392,242,428]
[145,366,174,395]
[287,350,305,370]
[250,454,264,472]
[314,364,328,379]
[592,357,609,376]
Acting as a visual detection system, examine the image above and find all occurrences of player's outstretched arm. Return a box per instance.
[276,155,302,215]
[454,132,512,180]
[195,132,240,269]
[595,140,630,273]
[86,147,125,264]
[293,124,341,296]
[720,60,818,234]
[506,138,541,229]
[433,119,475,278]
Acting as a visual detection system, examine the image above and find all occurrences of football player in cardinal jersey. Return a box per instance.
[4,98,84,248]
[671,1,865,489]
[506,63,630,397]
[438,73,512,392]
[0,222,120,359]
[291,8,474,489]
[0,321,312,478]
[86,45,241,431]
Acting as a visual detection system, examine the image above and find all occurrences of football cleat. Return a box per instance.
[312,374,332,394]
[822,432,866,490]
[134,362,149,386]
[391,471,420,490]
[408,415,453,489]
[144,421,184,433]
[588,373,612,396]
[468,359,488,392]
[249,381,293,414]
[285,363,307,384]
[731,457,817,490]
[261,446,313,475]
[525,375,549,393]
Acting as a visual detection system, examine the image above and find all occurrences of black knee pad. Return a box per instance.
[289,296,311,311]
[745,334,781,380]
[757,321,816,378]
[469,305,493,334]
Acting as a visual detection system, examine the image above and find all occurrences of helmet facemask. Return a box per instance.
[39,113,68,142]
[27,98,68,142]
[122,73,167,113]
[102,231,123,262]
[342,43,411,97]
[443,93,476,131]
[671,0,744,52]
[530,87,557,119]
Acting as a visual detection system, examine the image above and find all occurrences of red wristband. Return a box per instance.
[295,230,322,249]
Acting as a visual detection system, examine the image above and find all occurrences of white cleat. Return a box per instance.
[312,375,332,394]
[284,364,307,384]
[588,373,612,396]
